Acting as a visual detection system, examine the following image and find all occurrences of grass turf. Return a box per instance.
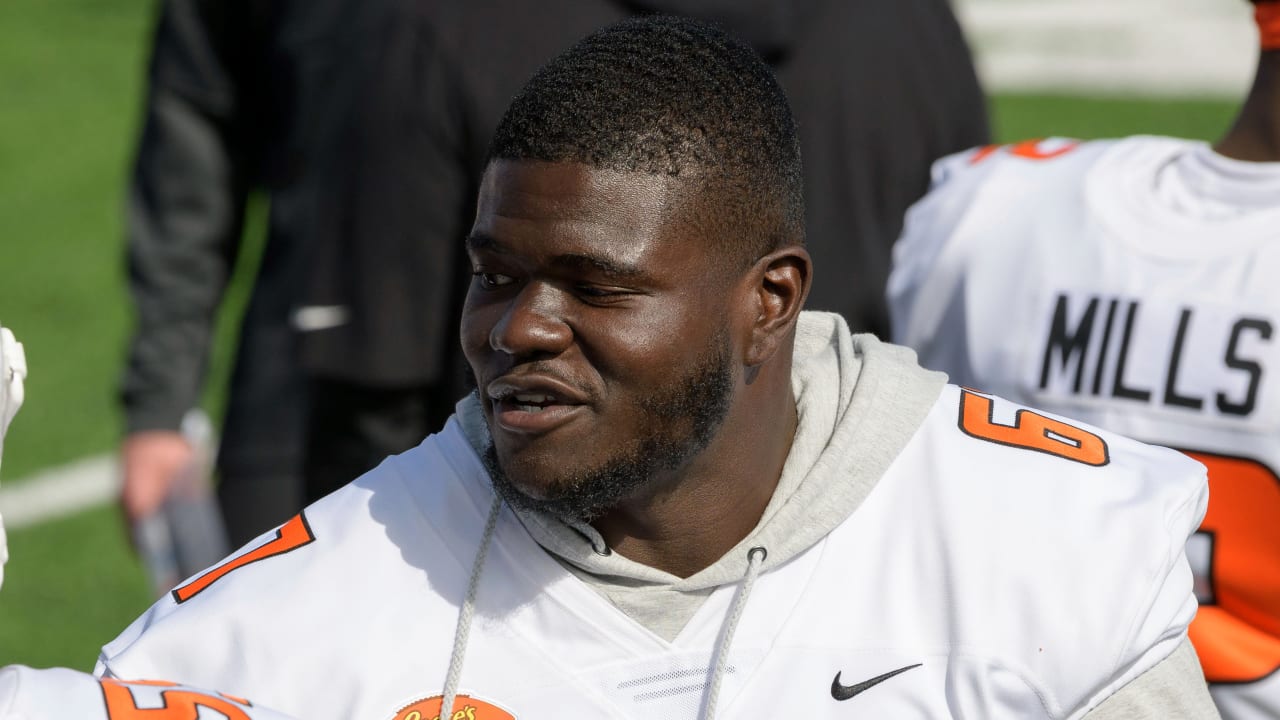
[0,505,150,667]
[991,93,1237,147]
[0,0,1245,673]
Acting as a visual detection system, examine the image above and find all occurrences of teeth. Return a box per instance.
[513,393,554,403]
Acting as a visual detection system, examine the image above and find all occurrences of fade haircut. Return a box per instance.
[487,15,805,267]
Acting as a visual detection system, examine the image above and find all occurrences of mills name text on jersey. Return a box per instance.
[1037,291,1275,423]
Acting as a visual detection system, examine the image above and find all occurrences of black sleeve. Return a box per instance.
[295,7,475,392]
[120,0,254,433]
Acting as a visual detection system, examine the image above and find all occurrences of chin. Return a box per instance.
[500,465,563,503]
[490,443,561,489]
[484,445,569,501]
[482,443,639,522]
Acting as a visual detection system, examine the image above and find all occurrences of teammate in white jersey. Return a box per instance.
[96,16,1216,719]
[888,3,1280,718]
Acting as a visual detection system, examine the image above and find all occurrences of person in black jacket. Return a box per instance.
[120,0,988,549]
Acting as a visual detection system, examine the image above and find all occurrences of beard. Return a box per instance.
[478,336,735,523]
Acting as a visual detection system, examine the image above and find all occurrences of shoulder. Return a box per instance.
[917,135,1196,224]
[912,384,1208,535]
[881,385,1207,715]
[889,138,1108,323]
[926,137,1095,196]
[96,419,495,688]
[930,137,1116,187]
[903,137,1113,238]
[887,137,1187,354]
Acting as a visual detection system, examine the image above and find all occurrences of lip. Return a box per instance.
[492,401,587,434]
[485,374,591,436]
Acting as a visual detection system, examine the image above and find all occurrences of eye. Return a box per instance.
[473,272,516,290]
[574,285,615,298]
[573,284,635,304]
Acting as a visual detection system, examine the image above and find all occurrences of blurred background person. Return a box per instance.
[888,2,1280,717]
[119,0,988,560]
[120,0,463,557]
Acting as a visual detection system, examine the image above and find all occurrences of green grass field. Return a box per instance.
[0,0,1242,671]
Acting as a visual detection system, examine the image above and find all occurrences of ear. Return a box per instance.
[741,245,812,367]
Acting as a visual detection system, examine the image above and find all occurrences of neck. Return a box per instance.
[591,365,798,578]
[1214,50,1280,162]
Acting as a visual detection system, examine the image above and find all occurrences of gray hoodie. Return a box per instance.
[460,311,946,639]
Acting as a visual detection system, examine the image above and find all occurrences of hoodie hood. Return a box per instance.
[457,311,947,597]
[614,0,815,62]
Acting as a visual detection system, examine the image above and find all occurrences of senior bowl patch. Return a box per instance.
[390,694,516,720]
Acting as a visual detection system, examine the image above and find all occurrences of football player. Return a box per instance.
[888,2,1280,718]
[96,16,1216,719]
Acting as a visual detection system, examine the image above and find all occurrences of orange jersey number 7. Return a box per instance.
[172,513,315,604]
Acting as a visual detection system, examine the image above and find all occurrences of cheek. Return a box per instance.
[611,294,718,353]
[459,299,495,364]
[590,316,720,390]
[579,321,672,384]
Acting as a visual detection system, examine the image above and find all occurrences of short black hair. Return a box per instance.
[487,15,805,265]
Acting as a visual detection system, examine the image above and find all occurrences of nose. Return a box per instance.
[489,281,573,359]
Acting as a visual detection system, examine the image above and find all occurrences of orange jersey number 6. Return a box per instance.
[957,389,1109,467]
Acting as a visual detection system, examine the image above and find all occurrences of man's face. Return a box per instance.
[461,160,740,520]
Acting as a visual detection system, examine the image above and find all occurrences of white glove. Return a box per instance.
[0,326,25,446]
[0,324,26,591]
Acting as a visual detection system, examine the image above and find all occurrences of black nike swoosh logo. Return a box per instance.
[831,663,922,701]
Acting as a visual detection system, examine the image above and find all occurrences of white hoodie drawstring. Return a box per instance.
[439,493,503,720]
[701,546,767,720]
[440,497,766,720]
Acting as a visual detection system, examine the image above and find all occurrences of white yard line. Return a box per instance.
[0,454,118,530]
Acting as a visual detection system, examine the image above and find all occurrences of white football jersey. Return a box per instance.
[889,135,1280,719]
[0,665,298,719]
[96,396,1205,719]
